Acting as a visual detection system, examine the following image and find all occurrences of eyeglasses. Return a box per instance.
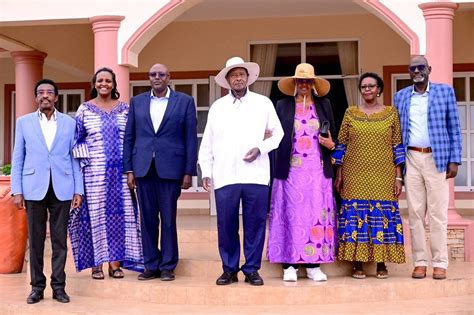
[359,84,377,91]
[408,64,427,72]
[149,71,168,79]
[296,79,313,84]
[36,89,55,96]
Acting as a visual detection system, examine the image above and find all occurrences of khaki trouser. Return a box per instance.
[405,150,449,269]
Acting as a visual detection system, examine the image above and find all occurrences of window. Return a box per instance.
[453,75,474,191]
[56,90,84,117]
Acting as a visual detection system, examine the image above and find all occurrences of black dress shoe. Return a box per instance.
[160,270,175,281]
[138,269,160,281]
[244,271,264,286]
[26,290,44,304]
[216,272,238,285]
[52,289,70,303]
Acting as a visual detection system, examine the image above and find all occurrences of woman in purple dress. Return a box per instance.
[69,67,143,279]
[267,63,337,282]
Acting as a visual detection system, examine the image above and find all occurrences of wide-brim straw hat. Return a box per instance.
[278,63,330,97]
[215,56,260,89]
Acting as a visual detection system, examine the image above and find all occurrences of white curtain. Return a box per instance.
[337,42,359,106]
[250,44,278,97]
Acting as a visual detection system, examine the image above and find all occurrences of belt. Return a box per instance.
[408,146,432,153]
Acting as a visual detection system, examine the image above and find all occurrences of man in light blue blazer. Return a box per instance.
[394,55,462,280]
[11,79,83,304]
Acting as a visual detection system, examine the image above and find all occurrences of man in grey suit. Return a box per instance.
[11,79,83,304]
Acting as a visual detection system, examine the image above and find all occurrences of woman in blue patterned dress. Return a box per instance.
[69,67,143,279]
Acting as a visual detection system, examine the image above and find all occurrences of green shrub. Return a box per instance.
[1,164,11,175]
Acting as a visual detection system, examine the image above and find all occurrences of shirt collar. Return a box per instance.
[411,81,430,95]
[230,88,249,104]
[37,108,57,121]
[150,87,170,99]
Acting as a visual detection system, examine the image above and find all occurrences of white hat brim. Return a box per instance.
[215,62,260,89]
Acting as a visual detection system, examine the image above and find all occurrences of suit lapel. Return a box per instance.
[156,90,178,134]
[31,112,49,151]
[142,95,155,133]
[50,112,63,151]
[401,88,412,146]
[427,82,435,123]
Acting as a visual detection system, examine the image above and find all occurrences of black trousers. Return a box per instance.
[25,182,70,292]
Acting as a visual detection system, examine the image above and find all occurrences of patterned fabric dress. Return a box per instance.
[267,102,336,264]
[333,105,405,263]
[69,101,143,271]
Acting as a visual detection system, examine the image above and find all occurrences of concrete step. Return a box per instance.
[0,275,472,315]
[1,270,473,310]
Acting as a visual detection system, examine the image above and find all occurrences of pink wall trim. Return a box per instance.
[89,15,125,32]
[121,0,184,65]
[364,0,420,55]
[418,2,458,17]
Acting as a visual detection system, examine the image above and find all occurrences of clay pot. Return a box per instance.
[0,176,28,273]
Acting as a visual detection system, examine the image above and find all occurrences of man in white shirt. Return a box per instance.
[11,79,83,304]
[199,57,284,286]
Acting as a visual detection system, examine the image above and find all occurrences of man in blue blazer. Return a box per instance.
[123,63,197,281]
[394,55,462,280]
[11,79,83,304]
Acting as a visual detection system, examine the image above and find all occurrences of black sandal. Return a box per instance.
[108,268,124,279]
[92,267,104,280]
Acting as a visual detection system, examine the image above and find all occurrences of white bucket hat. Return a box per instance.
[214,57,260,90]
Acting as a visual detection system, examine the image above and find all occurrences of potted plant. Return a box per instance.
[0,164,28,273]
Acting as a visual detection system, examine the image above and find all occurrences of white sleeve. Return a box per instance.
[257,99,284,155]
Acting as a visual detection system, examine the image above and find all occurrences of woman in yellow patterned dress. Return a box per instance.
[333,72,405,279]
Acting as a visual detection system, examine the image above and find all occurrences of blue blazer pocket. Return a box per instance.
[22,168,35,175]
[175,149,185,156]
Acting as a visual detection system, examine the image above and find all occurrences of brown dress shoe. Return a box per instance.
[433,267,447,280]
[411,266,427,279]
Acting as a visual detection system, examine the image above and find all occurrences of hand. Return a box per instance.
[335,167,343,194]
[243,147,260,162]
[394,179,402,198]
[182,174,192,190]
[71,194,82,209]
[318,130,335,149]
[202,177,211,192]
[263,129,272,140]
[446,163,458,179]
[127,172,136,190]
[14,194,25,209]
